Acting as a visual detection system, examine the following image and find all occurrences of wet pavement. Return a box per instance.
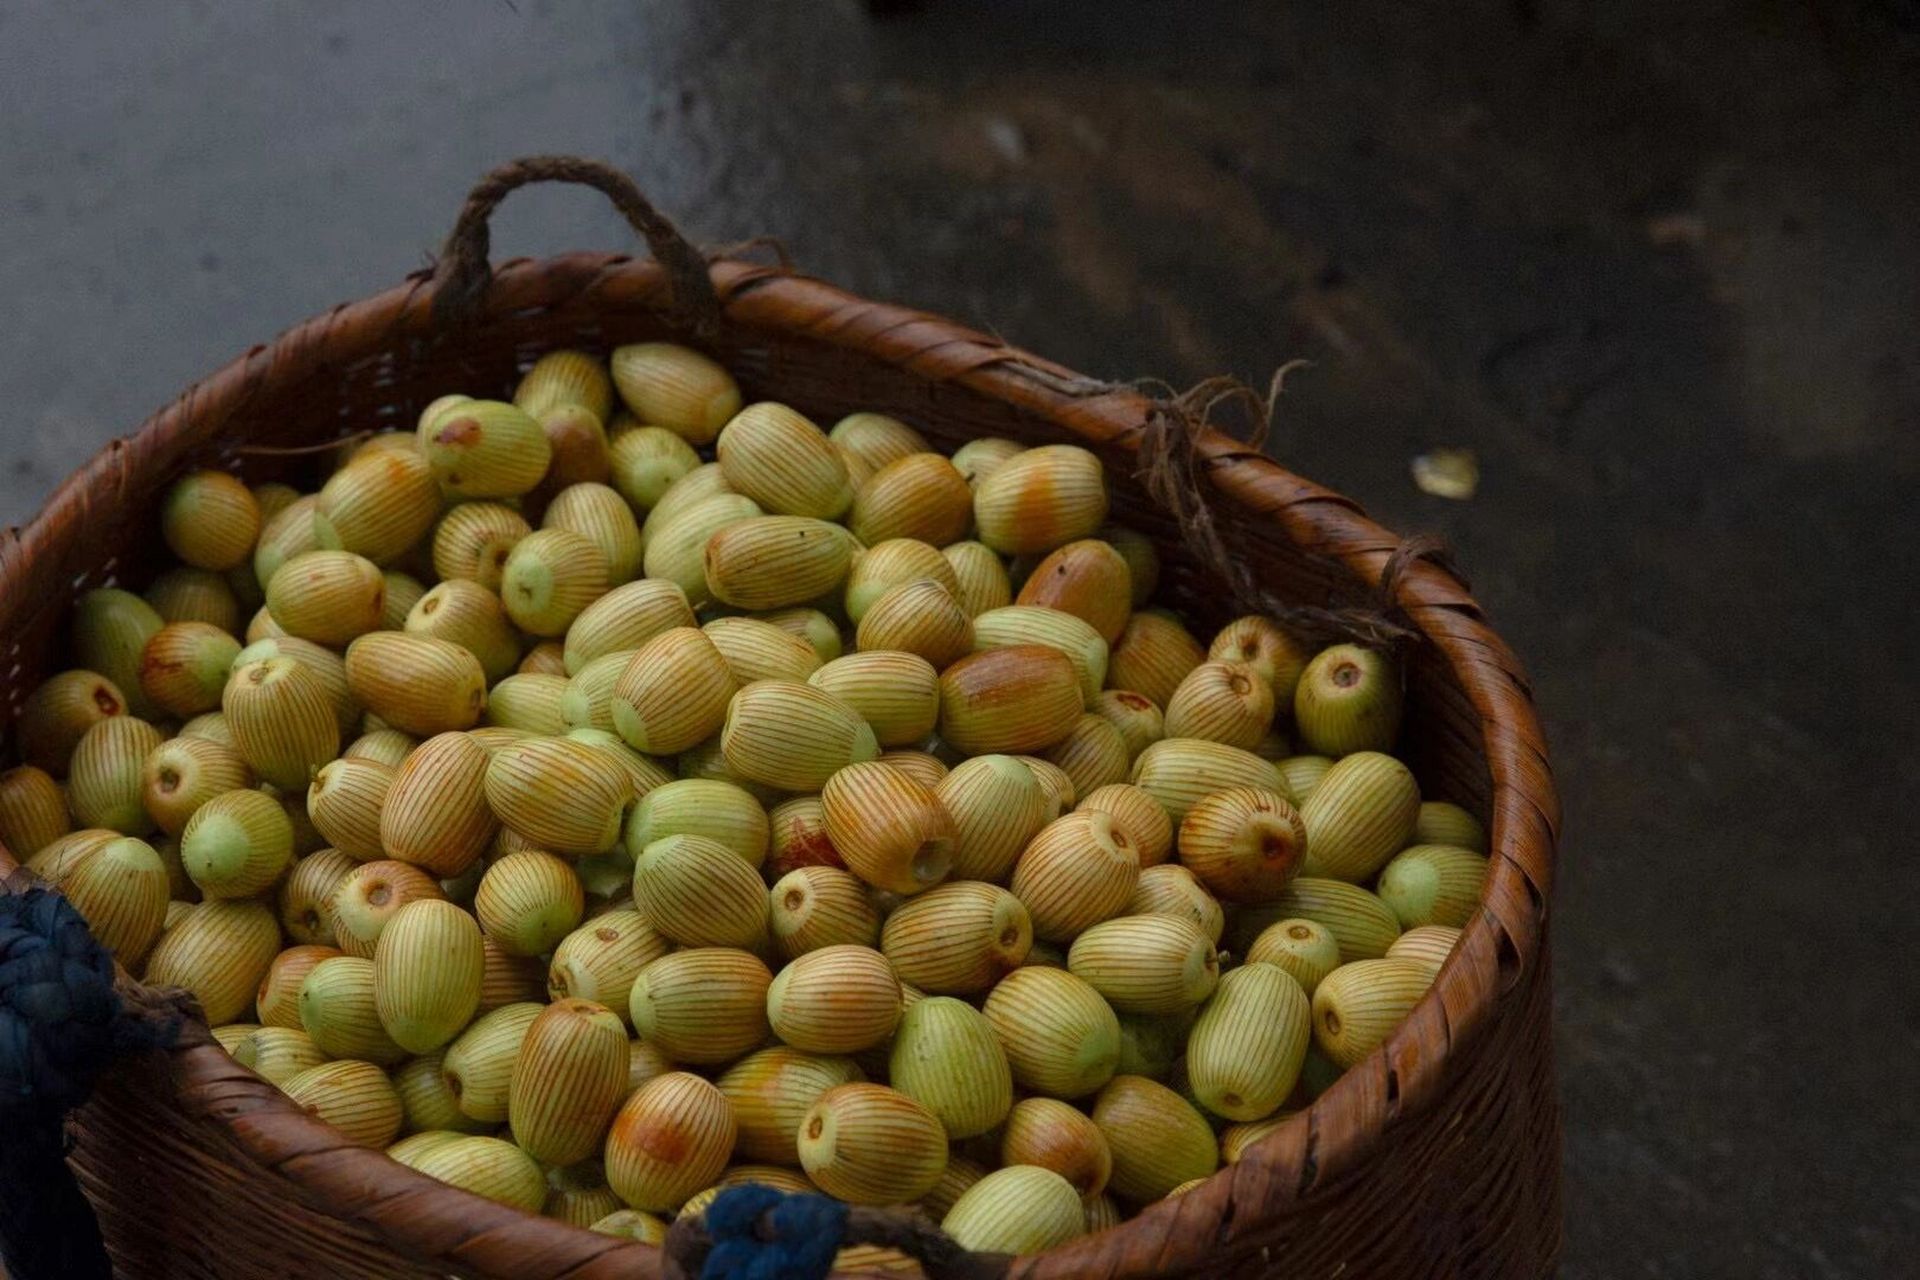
[3,2,1916,1275]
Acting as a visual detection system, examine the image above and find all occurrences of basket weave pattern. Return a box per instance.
[0,172,1561,1278]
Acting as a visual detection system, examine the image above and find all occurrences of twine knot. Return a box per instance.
[0,886,136,1117]
[664,1184,1010,1280]
[699,1185,847,1280]
[0,881,181,1280]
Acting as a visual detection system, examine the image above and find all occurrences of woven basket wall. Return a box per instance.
[0,166,1561,1280]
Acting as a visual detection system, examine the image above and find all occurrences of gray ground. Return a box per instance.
[3,2,1916,1275]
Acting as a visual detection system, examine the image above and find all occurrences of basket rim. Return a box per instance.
[1,249,1559,1279]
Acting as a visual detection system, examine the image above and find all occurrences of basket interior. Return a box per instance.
[0,283,1492,822]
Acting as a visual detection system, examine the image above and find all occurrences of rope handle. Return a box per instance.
[431,155,723,335]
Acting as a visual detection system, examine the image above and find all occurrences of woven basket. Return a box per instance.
[0,158,1561,1279]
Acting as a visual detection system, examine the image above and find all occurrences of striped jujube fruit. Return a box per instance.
[820,761,955,896]
[1386,924,1463,977]
[981,967,1121,1100]
[1297,751,1422,882]
[1105,613,1206,711]
[401,1134,546,1211]
[880,881,1032,994]
[546,910,670,1024]
[887,996,1013,1139]
[626,947,772,1065]
[439,1001,544,1124]
[1066,915,1219,1015]
[1090,1075,1219,1204]
[941,1165,1087,1255]
[1186,962,1312,1121]
[1293,643,1403,757]
[142,899,280,1025]
[716,401,853,520]
[482,735,631,856]
[935,754,1051,884]
[766,944,902,1055]
[796,1083,948,1205]
[474,850,584,958]
[281,1059,404,1150]
[604,1071,737,1212]
[1176,785,1307,903]
[298,954,406,1064]
[1246,917,1343,995]
[372,898,484,1054]
[703,615,825,685]
[1311,958,1434,1069]
[717,1046,866,1166]
[631,833,769,950]
[1000,1096,1114,1201]
[507,998,630,1165]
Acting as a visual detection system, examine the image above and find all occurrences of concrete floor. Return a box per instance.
[4,1,1916,1275]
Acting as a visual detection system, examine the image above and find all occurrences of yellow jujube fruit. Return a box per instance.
[820,761,955,896]
[1066,914,1218,1015]
[546,910,671,1024]
[767,944,901,1055]
[935,754,1050,884]
[1000,1096,1113,1200]
[417,399,552,499]
[1176,786,1307,903]
[604,1071,736,1212]
[1374,844,1489,929]
[1106,613,1205,710]
[717,1045,866,1166]
[1014,538,1132,644]
[703,515,856,611]
[265,551,386,647]
[981,967,1120,1100]
[1009,810,1140,943]
[1311,958,1433,1069]
[314,445,440,566]
[1293,643,1402,757]
[1186,962,1311,1121]
[372,898,484,1054]
[880,880,1032,995]
[942,1165,1086,1255]
[1297,751,1421,882]
[1090,1075,1218,1204]
[440,1001,544,1123]
[626,948,772,1065]
[716,402,854,520]
[797,1083,947,1205]
[508,998,630,1166]
[161,470,262,572]
[610,343,742,447]
[482,735,631,856]
[281,1059,404,1150]
[972,444,1108,555]
[631,834,770,950]
[609,627,736,756]
[888,996,1012,1139]
[721,680,879,793]
[379,732,498,878]
[938,646,1083,757]
[1246,917,1342,995]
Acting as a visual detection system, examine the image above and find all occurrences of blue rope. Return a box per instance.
[1,885,179,1280]
[700,1184,849,1280]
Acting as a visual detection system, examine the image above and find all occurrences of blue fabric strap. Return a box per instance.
[1,884,179,1280]
[700,1184,849,1280]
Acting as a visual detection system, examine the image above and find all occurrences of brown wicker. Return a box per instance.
[0,157,1561,1279]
